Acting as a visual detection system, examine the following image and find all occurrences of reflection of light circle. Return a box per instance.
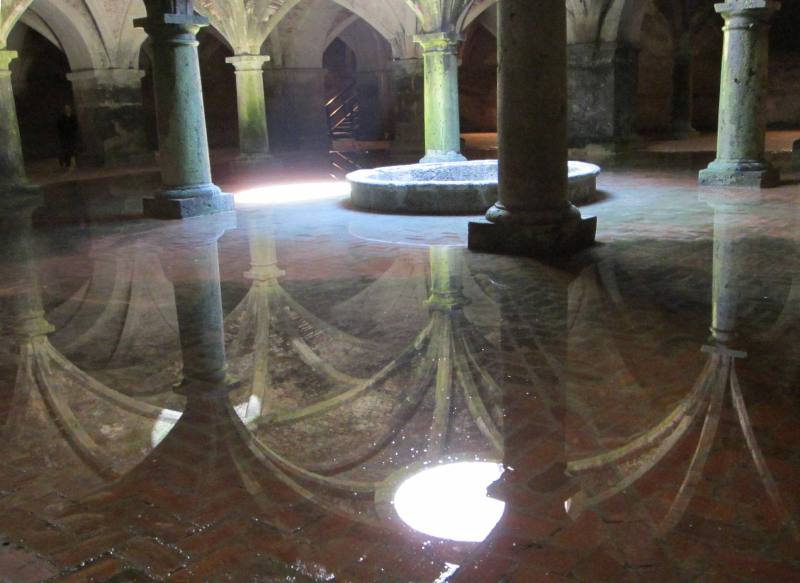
[392,462,505,542]
[233,181,351,206]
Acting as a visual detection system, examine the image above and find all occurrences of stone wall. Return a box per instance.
[635,8,673,136]
[767,52,800,127]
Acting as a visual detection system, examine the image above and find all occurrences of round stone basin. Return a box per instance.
[347,159,601,215]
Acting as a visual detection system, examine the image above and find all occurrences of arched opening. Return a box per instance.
[323,37,357,99]
[139,27,239,157]
[6,22,73,164]
[198,27,237,151]
[323,38,359,143]
[459,22,497,134]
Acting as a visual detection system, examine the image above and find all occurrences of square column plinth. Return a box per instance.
[143,185,234,220]
[699,160,780,188]
[468,217,597,257]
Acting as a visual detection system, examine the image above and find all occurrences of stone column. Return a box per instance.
[699,0,781,188]
[469,0,596,257]
[0,50,36,194]
[671,32,697,138]
[67,69,152,167]
[226,55,271,162]
[134,7,233,219]
[415,33,466,164]
[390,57,425,159]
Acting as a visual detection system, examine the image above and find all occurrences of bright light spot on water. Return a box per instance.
[393,462,505,542]
[234,181,351,206]
[434,562,460,582]
[150,409,181,447]
[235,395,262,424]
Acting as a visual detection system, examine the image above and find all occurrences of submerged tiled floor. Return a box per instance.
[0,156,798,582]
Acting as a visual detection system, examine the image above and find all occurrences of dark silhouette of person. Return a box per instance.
[56,104,79,169]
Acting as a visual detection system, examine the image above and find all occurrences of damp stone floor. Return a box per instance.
[0,155,798,582]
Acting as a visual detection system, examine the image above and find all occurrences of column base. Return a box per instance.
[699,160,780,188]
[468,216,597,257]
[420,151,467,164]
[144,184,235,220]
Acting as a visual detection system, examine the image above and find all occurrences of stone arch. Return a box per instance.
[197,24,238,149]
[459,0,498,34]
[459,17,497,133]
[5,20,73,161]
[23,0,108,71]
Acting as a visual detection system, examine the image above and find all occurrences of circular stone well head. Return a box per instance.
[347,160,600,215]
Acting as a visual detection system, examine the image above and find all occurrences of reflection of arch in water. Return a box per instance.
[565,207,799,540]
[2,225,180,491]
[234,241,504,495]
[47,238,182,396]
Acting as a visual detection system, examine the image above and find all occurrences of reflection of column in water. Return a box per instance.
[162,214,237,394]
[1,194,178,482]
[566,194,798,539]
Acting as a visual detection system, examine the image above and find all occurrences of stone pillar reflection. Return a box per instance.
[468,0,596,257]
[67,69,153,167]
[415,33,466,164]
[163,214,237,393]
[135,4,233,219]
[671,32,697,138]
[701,192,757,346]
[226,55,271,161]
[0,50,35,193]
[699,0,781,188]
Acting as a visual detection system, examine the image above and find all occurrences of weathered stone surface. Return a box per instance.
[265,68,331,152]
[68,69,152,167]
[0,50,29,188]
[471,0,596,256]
[390,58,425,157]
[348,160,601,215]
[699,0,781,188]
[136,5,229,219]
[468,216,598,257]
[415,32,466,163]
[568,43,639,148]
[699,160,780,188]
[143,189,235,220]
[226,55,271,156]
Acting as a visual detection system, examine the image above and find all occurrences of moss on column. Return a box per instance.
[226,55,271,158]
[415,32,466,164]
[0,50,31,190]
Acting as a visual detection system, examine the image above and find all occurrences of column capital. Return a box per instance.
[134,11,208,40]
[414,31,462,53]
[715,0,781,19]
[226,54,271,72]
[0,50,18,72]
